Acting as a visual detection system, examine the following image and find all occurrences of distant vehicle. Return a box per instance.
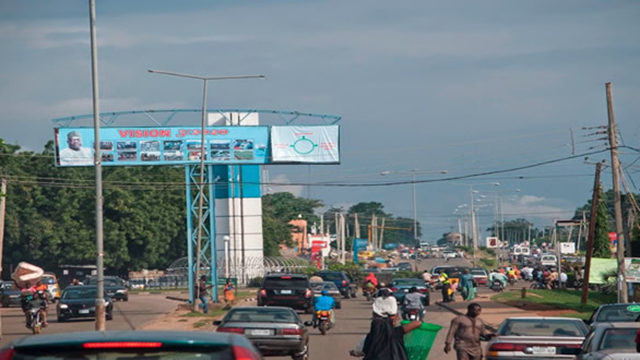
[577,322,640,360]
[390,278,429,306]
[129,278,147,290]
[470,268,488,286]
[540,254,558,267]
[84,276,128,301]
[1,330,261,360]
[317,271,357,298]
[257,273,314,313]
[56,285,114,322]
[442,251,457,259]
[215,306,309,360]
[397,262,413,271]
[586,303,640,326]
[430,266,469,289]
[487,317,589,359]
[41,273,61,302]
[309,281,342,309]
[0,281,22,308]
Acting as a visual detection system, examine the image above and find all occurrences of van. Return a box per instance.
[540,254,558,267]
[41,272,61,302]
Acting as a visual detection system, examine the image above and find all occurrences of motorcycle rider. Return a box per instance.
[489,269,508,289]
[402,287,425,320]
[314,289,336,327]
[21,288,48,328]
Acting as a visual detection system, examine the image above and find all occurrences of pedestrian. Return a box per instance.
[361,316,422,360]
[460,269,476,301]
[223,278,235,305]
[196,275,212,314]
[444,303,495,360]
[439,270,451,302]
[559,270,568,289]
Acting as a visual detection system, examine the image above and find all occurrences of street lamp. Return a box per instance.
[148,69,264,310]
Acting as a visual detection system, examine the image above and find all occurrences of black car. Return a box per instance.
[0,280,22,308]
[84,275,128,301]
[397,262,413,271]
[257,273,314,313]
[390,278,430,306]
[56,285,114,321]
[317,271,357,298]
[215,306,310,360]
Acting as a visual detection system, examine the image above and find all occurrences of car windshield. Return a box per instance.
[62,289,100,300]
[595,305,640,322]
[499,319,587,337]
[599,328,638,350]
[310,282,338,291]
[85,277,123,287]
[319,273,341,281]
[471,270,486,276]
[227,308,298,323]
[392,279,423,287]
[264,278,308,288]
[12,349,233,360]
[41,277,56,285]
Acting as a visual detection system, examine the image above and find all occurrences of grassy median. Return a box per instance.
[491,288,617,320]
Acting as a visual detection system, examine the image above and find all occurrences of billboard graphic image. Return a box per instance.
[270,125,340,163]
[54,126,269,167]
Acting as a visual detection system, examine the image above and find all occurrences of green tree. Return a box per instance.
[593,186,612,258]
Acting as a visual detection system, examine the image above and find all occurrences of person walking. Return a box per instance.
[439,270,451,302]
[460,269,476,301]
[196,275,212,314]
[361,316,422,360]
[444,303,495,360]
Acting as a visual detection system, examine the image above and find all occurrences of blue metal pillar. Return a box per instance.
[185,165,195,304]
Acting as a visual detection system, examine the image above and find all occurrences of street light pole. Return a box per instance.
[411,170,418,246]
[148,69,264,310]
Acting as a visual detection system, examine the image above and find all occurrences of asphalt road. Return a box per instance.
[0,293,178,347]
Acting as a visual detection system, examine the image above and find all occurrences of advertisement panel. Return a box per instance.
[54,126,269,167]
[270,125,340,163]
[626,258,640,283]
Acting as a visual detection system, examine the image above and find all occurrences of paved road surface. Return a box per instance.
[0,293,178,347]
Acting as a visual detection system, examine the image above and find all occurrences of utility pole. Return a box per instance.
[582,162,602,304]
[380,218,386,249]
[606,82,627,303]
[354,213,360,238]
[340,213,346,264]
[0,178,6,338]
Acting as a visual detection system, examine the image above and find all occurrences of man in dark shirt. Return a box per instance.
[196,275,212,314]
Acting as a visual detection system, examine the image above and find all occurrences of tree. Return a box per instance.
[593,185,612,258]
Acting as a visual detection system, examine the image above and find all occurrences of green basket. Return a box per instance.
[401,321,443,360]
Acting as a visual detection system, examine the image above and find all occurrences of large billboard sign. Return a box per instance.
[54,126,269,167]
[270,125,340,163]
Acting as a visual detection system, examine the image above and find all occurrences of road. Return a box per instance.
[0,293,178,346]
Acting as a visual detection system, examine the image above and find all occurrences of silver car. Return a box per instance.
[487,317,589,359]
[214,306,310,360]
[578,322,640,360]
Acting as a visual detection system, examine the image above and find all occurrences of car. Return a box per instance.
[586,303,640,326]
[41,273,61,302]
[56,285,114,322]
[578,322,640,360]
[214,306,310,360]
[84,275,129,301]
[316,271,357,298]
[0,330,261,360]
[470,268,489,286]
[257,273,314,313]
[540,254,558,267]
[0,281,22,308]
[397,262,413,271]
[430,266,469,289]
[487,317,590,359]
[309,281,342,309]
[390,278,429,306]
[442,251,457,259]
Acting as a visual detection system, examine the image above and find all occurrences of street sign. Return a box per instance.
[560,242,576,254]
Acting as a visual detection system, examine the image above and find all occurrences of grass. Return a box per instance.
[491,288,615,319]
[181,308,227,318]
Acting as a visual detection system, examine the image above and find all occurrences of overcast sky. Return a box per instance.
[1,0,639,242]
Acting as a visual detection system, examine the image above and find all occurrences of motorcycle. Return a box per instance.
[362,286,375,302]
[314,310,333,335]
[401,307,424,321]
[489,280,504,292]
[27,307,44,334]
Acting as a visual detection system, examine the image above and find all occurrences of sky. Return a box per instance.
[1,0,639,243]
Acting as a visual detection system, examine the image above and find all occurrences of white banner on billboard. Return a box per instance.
[270,125,340,163]
[560,242,576,254]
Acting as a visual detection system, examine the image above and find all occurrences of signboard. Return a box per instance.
[625,258,640,283]
[352,238,369,264]
[270,125,340,163]
[560,242,576,254]
[589,258,617,284]
[54,126,269,167]
[486,237,499,248]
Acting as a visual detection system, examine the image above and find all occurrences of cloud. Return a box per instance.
[264,173,303,197]
[501,195,575,226]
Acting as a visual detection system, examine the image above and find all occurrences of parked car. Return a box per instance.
[257,273,314,313]
[470,268,489,286]
[84,275,128,301]
[309,281,342,309]
[487,317,589,359]
[56,285,114,322]
[0,330,261,360]
[586,303,640,326]
[215,306,309,360]
[390,278,429,306]
[578,322,640,360]
[317,271,357,298]
[0,281,22,308]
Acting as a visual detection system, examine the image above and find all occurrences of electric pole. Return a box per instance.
[606,82,627,303]
[582,162,602,305]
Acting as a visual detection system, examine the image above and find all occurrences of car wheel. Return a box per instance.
[350,288,357,298]
[124,296,129,302]
[336,302,342,309]
[106,312,113,321]
[2,301,8,308]
[292,342,309,360]
[304,305,314,314]
[57,316,65,322]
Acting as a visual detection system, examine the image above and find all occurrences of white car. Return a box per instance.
[578,322,640,360]
[442,251,457,259]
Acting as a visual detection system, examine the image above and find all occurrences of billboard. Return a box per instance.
[54,126,269,167]
[270,125,340,163]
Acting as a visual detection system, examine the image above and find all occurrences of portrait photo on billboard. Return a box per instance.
[55,129,94,166]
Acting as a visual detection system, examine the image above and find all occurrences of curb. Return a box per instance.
[435,301,497,332]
